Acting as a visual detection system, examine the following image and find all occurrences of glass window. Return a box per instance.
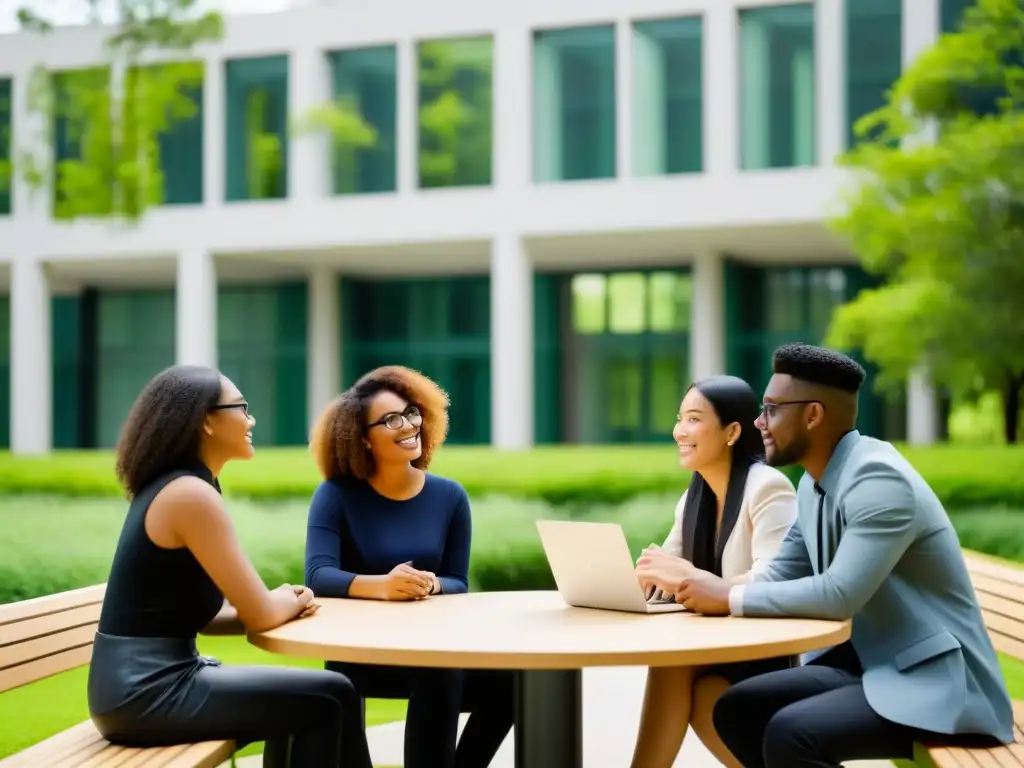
[846,0,902,149]
[571,274,607,334]
[608,273,647,334]
[632,17,703,176]
[0,78,10,215]
[329,46,397,195]
[224,55,289,201]
[533,25,616,182]
[739,4,816,170]
[649,271,692,332]
[808,267,848,338]
[941,0,975,32]
[52,67,114,217]
[417,36,493,189]
[126,62,205,206]
[765,269,806,333]
[96,291,175,448]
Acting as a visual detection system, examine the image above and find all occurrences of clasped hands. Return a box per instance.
[634,545,732,616]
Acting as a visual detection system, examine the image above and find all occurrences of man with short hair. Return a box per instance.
[664,343,1013,767]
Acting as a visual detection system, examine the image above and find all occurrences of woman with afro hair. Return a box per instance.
[304,365,514,768]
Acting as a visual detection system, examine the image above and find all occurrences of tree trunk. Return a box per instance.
[1004,373,1022,444]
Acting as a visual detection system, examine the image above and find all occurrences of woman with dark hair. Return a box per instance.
[304,365,514,768]
[629,375,798,768]
[87,365,372,768]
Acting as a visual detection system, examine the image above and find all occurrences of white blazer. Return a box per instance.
[661,462,798,585]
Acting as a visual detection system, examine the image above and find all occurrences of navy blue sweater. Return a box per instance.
[304,473,472,597]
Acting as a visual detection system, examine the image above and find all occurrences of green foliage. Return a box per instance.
[826,0,1024,440]
[0,444,1022,509]
[15,0,223,220]
[291,95,378,194]
[417,38,493,188]
[1,494,1023,606]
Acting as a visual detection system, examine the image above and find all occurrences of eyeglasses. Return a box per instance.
[367,405,423,431]
[211,402,249,418]
[760,400,820,419]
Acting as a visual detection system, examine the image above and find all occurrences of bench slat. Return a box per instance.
[0,720,104,767]
[966,558,1024,588]
[0,644,93,694]
[0,603,102,647]
[973,577,1024,613]
[0,585,106,626]
[0,624,97,670]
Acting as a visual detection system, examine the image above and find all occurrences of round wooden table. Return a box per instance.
[249,591,850,768]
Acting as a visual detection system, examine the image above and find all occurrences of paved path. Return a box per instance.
[235,666,894,767]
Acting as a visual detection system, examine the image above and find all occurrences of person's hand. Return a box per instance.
[635,552,698,596]
[673,573,732,616]
[275,584,317,618]
[378,563,433,601]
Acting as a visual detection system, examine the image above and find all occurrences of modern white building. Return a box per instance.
[0,0,973,455]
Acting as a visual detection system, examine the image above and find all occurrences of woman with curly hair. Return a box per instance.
[305,365,514,768]
[87,365,372,768]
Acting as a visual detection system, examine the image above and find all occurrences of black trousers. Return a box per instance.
[327,661,514,768]
[93,663,373,767]
[89,633,372,768]
[712,643,1000,768]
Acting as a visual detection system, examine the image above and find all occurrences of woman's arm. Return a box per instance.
[304,481,388,600]
[154,477,305,633]
[435,484,471,594]
[200,599,246,635]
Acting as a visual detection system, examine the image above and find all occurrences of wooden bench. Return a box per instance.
[0,584,235,767]
[913,554,1024,767]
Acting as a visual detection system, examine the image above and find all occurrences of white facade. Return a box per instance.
[0,0,943,454]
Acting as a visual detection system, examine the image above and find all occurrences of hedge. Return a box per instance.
[1,494,1022,605]
[0,443,1023,509]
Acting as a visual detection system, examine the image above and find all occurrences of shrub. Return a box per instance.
[0,443,1022,509]
[0,494,1022,605]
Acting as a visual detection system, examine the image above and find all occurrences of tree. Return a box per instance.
[826,0,1024,443]
[14,0,223,220]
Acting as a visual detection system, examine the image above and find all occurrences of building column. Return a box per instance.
[615,19,633,179]
[907,367,939,445]
[705,3,738,174]
[175,249,217,368]
[202,55,225,206]
[690,251,725,382]
[494,24,530,191]
[290,46,331,200]
[11,257,52,454]
[397,39,417,194]
[903,0,940,444]
[307,266,341,430]
[816,0,844,162]
[491,235,533,449]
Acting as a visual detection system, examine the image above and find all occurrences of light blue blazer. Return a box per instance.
[730,430,1013,743]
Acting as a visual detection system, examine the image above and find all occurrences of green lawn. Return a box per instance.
[0,634,408,761]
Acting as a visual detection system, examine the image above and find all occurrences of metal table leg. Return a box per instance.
[513,668,583,768]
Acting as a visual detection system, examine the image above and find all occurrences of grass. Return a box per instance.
[0,634,408,761]
[0,443,1021,501]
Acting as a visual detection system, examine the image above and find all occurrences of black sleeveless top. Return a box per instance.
[97,460,225,638]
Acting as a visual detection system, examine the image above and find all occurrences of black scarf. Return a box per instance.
[680,459,755,576]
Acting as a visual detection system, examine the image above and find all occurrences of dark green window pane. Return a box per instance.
[218,283,307,446]
[534,26,616,182]
[52,295,82,448]
[0,78,11,215]
[158,64,204,205]
[225,55,289,201]
[941,0,976,32]
[632,17,703,175]
[342,276,490,444]
[417,37,493,189]
[739,4,816,170]
[96,290,175,448]
[329,46,397,195]
[846,0,902,149]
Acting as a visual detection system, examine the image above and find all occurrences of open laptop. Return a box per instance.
[536,519,686,614]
